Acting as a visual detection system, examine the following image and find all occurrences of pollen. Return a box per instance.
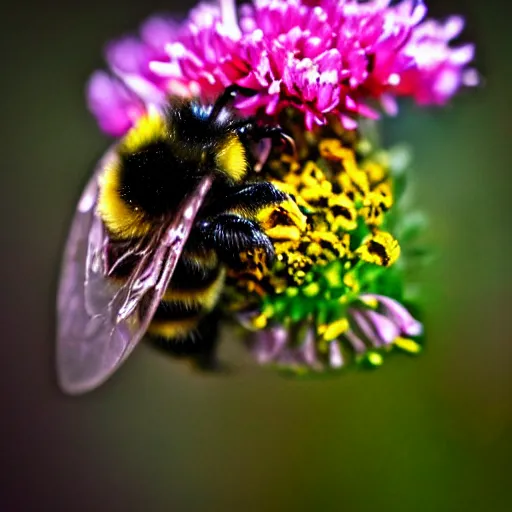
[357,231,401,267]
[225,116,403,357]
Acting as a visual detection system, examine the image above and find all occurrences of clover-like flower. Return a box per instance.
[88,0,477,134]
[84,0,477,376]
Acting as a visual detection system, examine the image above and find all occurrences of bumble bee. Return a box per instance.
[56,86,298,394]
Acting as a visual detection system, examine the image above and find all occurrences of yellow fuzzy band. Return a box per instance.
[147,317,200,340]
[216,135,247,182]
[119,110,169,155]
[97,161,154,240]
[163,268,226,311]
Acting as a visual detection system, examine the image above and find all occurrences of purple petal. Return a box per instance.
[443,15,465,39]
[450,44,475,65]
[364,310,400,344]
[344,329,368,354]
[116,72,166,105]
[329,341,343,368]
[380,93,398,115]
[106,38,147,75]
[363,294,423,337]
[86,71,145,136]
[351,310,384,347]
[252,326,288,364]
[300,328,318,367]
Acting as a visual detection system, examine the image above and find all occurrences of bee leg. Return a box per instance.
[229,120,296,156]
[203,181,287,218]
[209,85,259,121]
[210,86,295,152]
[197,213,275,267]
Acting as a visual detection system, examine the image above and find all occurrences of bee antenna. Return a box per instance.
[209,85,257,122]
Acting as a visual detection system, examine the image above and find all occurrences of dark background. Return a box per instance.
[1,0,511,510]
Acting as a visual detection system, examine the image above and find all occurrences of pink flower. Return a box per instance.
[87,0,477,134]
[87,71,146,136]
[87,15,178,135]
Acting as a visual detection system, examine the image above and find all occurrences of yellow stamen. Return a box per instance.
[322,318,349,341]
[252,314,268,329]
[394,337,422,354]
[361,296,378,309]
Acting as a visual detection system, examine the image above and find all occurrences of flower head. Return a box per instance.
[83,0,477,377]
[88,0,477,134]
[223,114,424,373]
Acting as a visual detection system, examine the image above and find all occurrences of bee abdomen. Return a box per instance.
[147,257,226,340]
[147,301,204,340]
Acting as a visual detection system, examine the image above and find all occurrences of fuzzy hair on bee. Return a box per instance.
[56,86,301,394]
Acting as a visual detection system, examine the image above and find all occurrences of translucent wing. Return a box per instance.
[56,149,212,394]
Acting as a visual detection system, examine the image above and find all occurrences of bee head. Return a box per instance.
[167,100,249,183]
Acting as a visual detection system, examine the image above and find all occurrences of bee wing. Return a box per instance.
[56,150,212,394]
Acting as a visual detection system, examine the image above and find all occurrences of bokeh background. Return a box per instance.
[1,0,511,510]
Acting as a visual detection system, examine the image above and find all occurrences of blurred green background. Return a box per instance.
[1,0,511,510]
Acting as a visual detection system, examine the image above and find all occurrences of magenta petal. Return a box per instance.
[380,93,398,115]
[87,0,477,132]
[432,68,460,100]
[234,94,264,110]
[304,111,316,130]
[316,48,341,71]
[265,94,281,115]
[356,102,380,119]
[450,44,475,65]
[443,16,465,39]
[117,73,166,104]
[140,16,177,49]
[340,115,358,130]
[86,71,144,136]
[410,0,427,25]
[317,84,335,112]
[345,95,357,110]
[463,68,479,87]
[106,38,141,74]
